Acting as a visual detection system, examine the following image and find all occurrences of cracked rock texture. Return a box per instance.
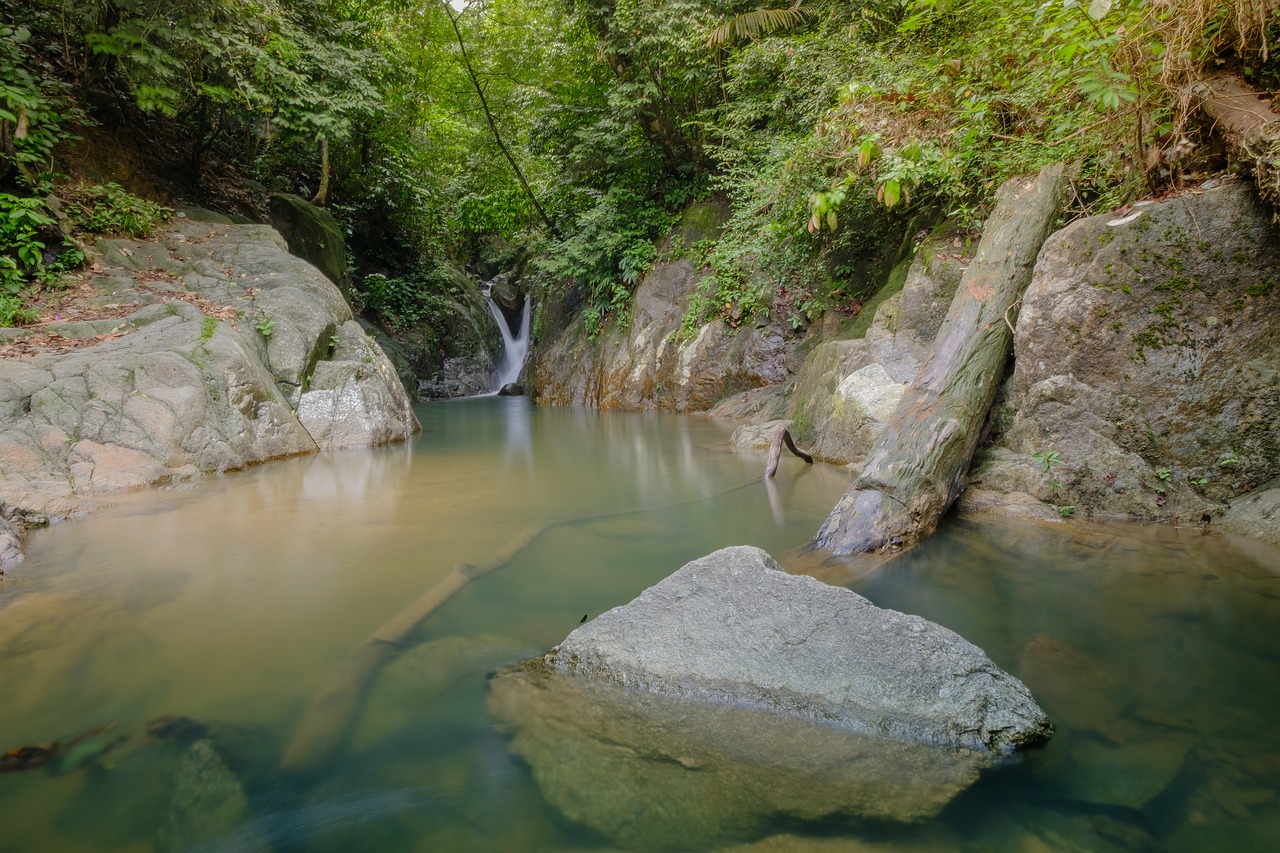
[0,213,418,564]
[544,545,1052,754]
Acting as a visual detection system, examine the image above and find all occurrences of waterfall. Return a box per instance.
[485,289,532,392]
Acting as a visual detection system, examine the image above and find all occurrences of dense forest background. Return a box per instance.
[2,0,1278,333]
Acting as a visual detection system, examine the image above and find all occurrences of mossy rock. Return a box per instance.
[269,193,351,301]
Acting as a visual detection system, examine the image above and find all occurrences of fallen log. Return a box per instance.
[1188,72,1280,209]
[764,424,813,479]
[809,164,1067,556]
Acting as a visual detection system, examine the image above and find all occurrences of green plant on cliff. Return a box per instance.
[1033,450,1063,473]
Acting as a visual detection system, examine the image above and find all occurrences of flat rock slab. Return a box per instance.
[544,545,1051,755]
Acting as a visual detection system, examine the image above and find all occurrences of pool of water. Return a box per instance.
[0,397,1277,852]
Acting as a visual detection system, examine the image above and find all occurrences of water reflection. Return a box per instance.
[0,400,1277,852]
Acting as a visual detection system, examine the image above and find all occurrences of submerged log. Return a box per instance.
[809,165,1066,556]
[764,424,813,479]
[1188,73,1280,210]
[280,476,764,775]
[279,526,542,775]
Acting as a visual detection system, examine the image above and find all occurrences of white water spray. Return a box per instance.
[485,289,531,392]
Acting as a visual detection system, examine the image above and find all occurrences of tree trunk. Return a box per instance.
[809,165,1067,556]
[311,136,330,207]
[1187,72,1280,210]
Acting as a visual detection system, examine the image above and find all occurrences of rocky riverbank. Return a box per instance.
[0,209,419,567]
[533,180,1280,545]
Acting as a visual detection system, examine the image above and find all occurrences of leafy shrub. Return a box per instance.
[360,269,459,333]
[65,183,169,238]
[0,191,83,326]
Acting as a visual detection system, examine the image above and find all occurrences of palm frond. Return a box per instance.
[707,7,811,47]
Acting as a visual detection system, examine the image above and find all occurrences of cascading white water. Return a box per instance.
[485,291,532,392]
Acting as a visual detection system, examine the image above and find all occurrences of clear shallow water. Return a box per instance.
[0,397,1276,852]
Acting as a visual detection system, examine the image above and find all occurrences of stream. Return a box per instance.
[0,397,1277,852]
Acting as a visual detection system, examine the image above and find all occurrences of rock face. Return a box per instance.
[0,213,418,562]
[489,545,1050,849]
[268,193,351,300]
[544,546,1050,753]
[972,181,1279,521]
[788,229,965,464]
[532,258,797,411]
[164,738,269,853]
[531,203,802,412]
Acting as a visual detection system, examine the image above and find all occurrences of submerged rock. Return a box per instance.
[489,663,989,850]
[489,545,1050,849]
[165,739,269,853]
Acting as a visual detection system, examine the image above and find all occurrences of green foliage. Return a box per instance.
[708,7,812,46]
[254,313,275,338]
[360,268,460,333]
[0,23,81,181]
[533,185,678,337]
[81,0,381,150]
[65,183,168,238]
[1033,450,1063,473]
[0,190,83,325]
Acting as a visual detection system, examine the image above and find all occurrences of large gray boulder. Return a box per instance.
[0,216,418,563]
[268,193,351,300]
[971,180,1279,522]
[540,545,1051,754]
[489,545,1050,849]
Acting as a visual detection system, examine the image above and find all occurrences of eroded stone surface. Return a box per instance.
[0,218,418,562]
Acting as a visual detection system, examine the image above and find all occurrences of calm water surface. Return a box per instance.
[0,397,1277,852]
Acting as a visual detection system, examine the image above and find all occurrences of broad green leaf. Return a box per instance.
[882,180,901,208]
